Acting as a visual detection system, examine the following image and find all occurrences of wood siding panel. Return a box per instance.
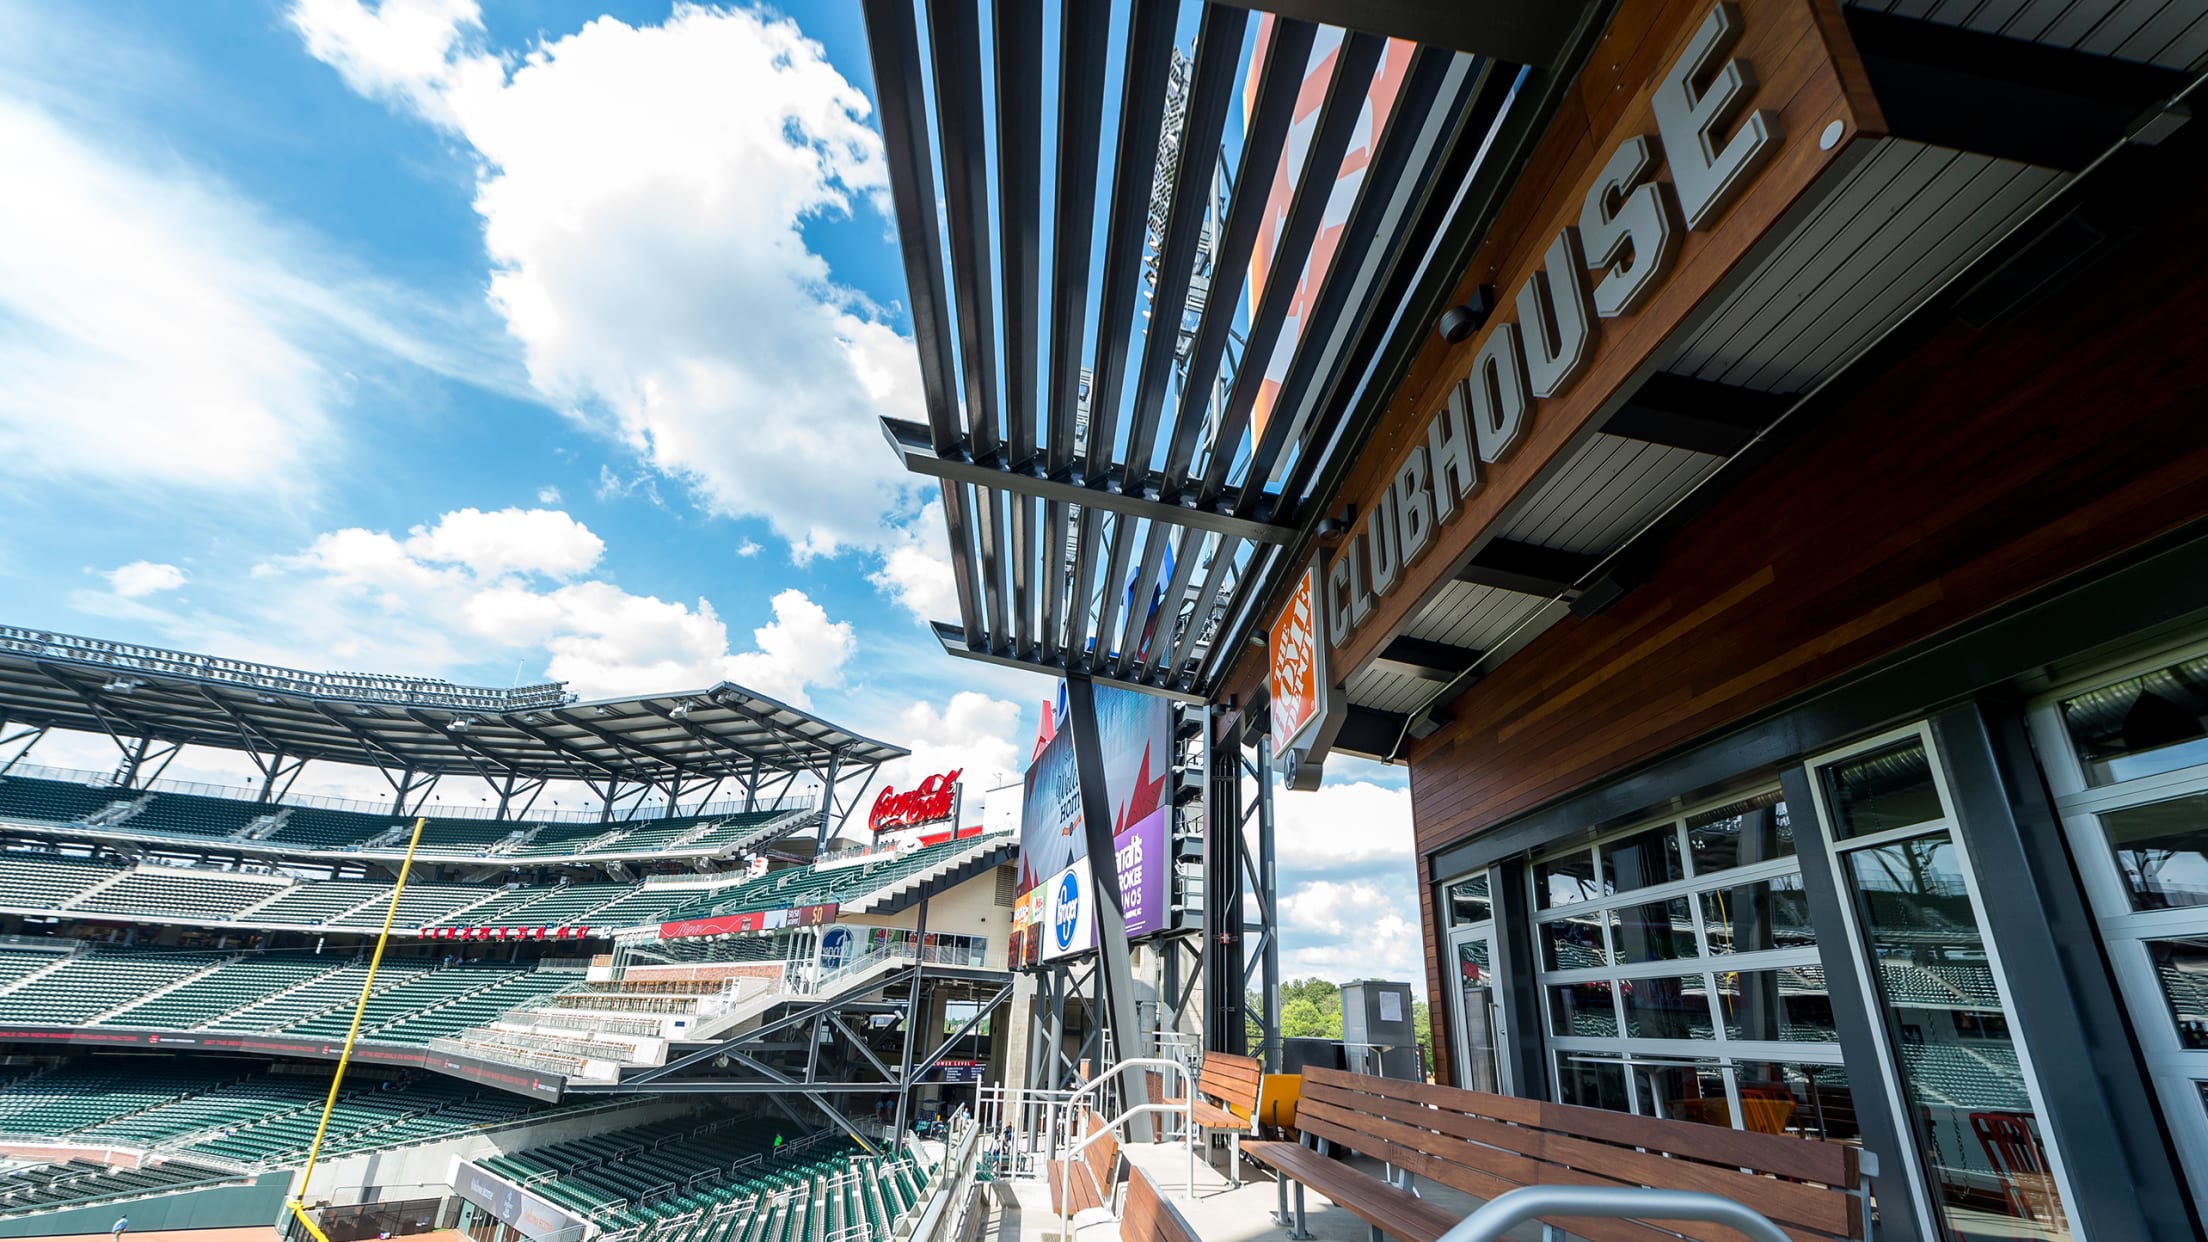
[1407,177,2208,860]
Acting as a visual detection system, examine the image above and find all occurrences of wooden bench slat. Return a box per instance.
[1246,1141,1464,1242]
[1290,1101,1745,1242]
[1276,1070,1864,1241]
[1122,1164,1199,1242]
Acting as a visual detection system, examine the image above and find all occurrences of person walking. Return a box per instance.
[110,1215,128,1242]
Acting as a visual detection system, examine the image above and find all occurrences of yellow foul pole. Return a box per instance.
[285,816,427,1241]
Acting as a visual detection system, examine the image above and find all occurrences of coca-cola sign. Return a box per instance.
[870,769,961,833]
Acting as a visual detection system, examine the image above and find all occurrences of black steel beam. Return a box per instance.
[925,0,1000,459]
[1455,539,1598,597]
[937,483,985,647]
[995,0,1041,469]
[1847,8,2192,174]
[1121,4,1250,481]
[1158,535,1240,691]
[1599,372,1788,457]
[1065,507,1108,669]
[1235,46,1469,515]
[859,0,961,458]
[1212,0,1593,67]
[1372,636,1481,683]
[928,622,1207,706]
[1330,705,1408,760]
[1080,0,1179,483]
[1158,19,1319,497]
[881,417,1292,544]
[1135,527,1210,683]
[1196,32,1386,508]
[1041,498,1072,662]
[1112,520,1174,680]
[1045,0,1112,476]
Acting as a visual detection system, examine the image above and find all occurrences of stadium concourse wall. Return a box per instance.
[0,1170,293,1238]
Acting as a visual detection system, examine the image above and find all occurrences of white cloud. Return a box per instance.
[724,589,854,709]
[735,540,761,559]
[1280,878,1425,983]
[102,561,188,598]
[536,485,562,504]
[887,692,1022,793]
[871,498,961,623]
[403,506,604,579]
[1273,779,1415,870]
[291,0,924,561]
[222,508,854,704]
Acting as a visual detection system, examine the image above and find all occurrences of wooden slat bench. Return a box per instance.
[1045,1111,1120,1217]
[1122,1162,1201,1242]
[1162,1051,1262,1187]
[1247,1068,1868,1242]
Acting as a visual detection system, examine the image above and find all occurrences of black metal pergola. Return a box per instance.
[866,0,1601,702]
[0,626,905,832]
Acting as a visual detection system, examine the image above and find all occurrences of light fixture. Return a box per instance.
[101,678,139,694]
[669,701,694,720]
[447,718,472,734]
[255,693,279,705]
[1436,286,1495,344]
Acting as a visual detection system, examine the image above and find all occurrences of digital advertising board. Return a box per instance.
[1015,683,1173,965]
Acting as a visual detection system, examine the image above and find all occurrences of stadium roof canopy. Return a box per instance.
[0,626,905,787]
[865,0,1604,701]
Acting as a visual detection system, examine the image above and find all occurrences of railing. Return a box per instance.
[1438,1185,1793,1242]
[905,1110,981,1242]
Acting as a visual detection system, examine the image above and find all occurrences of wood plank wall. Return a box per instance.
[1412,131,2208,1081]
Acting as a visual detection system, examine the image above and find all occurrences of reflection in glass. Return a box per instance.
[1688,792,1794,874]
[1824,738,1944,839]
[1714,967,1836,1042]
[1847,831,2073,1240]
[2061,655,2208,786]
[2147,937,2208,1049]
[1700,875,1816,955]
[2101,793,2208,911]
[1447,872,1493,925]
[1556,1055,1629,1112]
[1549,982,1618,1038]
[1633,1060,1729,1128]
[1540,912,1609,971]
[1735,1062,1859,1141]
[1456,937,1500,1093]
[1536,850,1601,908]
[1604,824,1685,893]
[1612,896,1697,963]
[1621,974,1714,1040]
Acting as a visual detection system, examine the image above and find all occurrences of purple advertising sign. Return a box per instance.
[1112,805,1170,939]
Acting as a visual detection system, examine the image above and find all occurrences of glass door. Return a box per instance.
[1810,725,2077,1242]
[1443,871,1507,1093]
[1450,926,1503,1092]
[2029,640,2208,1215]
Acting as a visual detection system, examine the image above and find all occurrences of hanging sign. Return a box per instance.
[869,770,962,832]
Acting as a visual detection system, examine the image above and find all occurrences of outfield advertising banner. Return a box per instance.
[1015,683,1172,963]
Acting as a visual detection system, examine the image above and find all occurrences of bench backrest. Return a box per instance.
[1195,1052,1262,1114]
[1296,1068,1864,1242]
[1121,1163,1199,1242]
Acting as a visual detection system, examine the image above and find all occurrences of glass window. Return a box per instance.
[1603,824,1685,892]
[1687,791,1794,873]
[1734,1061,1858,1141]
[1536,849,1601,908]
[1446,873,1492,925]
[1633,1059,1730,1127]
[2060,654,2208,786]
[2147,937,2208,1050]
[1539,912,1609,971]
[1621,974,1714,1040]
[1822,738,1944,839]
[2100,792,2208,911]
[1611,896,1697,963]
[1846,830,2073,1239]
[1700,874,1816,955]
[1455,936,1492,986]
[1556,1055,1629,1112]
[1713,966,1836,1043]
[1548,982,1618,1038]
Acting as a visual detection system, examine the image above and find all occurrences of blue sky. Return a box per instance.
[0,0,1418,982]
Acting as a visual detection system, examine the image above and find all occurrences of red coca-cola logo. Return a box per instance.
[870,769,961,832]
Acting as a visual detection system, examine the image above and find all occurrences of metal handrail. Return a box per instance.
[1050,1058,1197,1242]
[1437,1185,1793,1242]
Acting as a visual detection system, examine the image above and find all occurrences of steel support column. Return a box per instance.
[1064,674,1153,1138]
[1248,727,1281,1072]
[891,895,930,1149]
[1204,709,1247,1055]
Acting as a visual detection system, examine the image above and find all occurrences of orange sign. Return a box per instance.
[1269,558,1324,757]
